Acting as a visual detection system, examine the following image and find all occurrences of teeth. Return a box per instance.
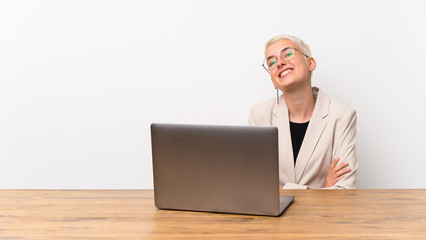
[280,69,292,77]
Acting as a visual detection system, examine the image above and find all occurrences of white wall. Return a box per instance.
[1,0,425,189]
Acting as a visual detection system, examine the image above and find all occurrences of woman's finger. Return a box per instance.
[330,158,340,169]
[335,175,346,182]
[334,162,349,172]
[335,167,351,178]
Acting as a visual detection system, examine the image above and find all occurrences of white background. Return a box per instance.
[1,0,425,189]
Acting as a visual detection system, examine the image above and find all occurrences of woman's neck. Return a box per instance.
[283,85,316,123]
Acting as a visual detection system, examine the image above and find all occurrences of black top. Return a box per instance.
[290,121,309,165]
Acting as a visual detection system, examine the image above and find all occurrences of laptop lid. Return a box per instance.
[151,123,294,216]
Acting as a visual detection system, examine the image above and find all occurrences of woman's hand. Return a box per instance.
[323,158,351,188]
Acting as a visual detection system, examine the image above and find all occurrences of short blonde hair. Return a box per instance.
[264,35,312,58]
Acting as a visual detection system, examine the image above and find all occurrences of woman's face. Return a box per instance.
[265,39,315,92]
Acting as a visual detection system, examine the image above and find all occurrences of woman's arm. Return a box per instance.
[323,157,351,188]
[328,109,358,189]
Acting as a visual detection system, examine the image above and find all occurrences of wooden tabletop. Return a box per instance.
[0,189,425,239]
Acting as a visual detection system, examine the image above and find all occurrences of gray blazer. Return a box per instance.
[249,87,357,189]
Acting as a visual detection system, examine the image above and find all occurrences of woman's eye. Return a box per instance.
[285,52,294,58]
[269,60,276,67]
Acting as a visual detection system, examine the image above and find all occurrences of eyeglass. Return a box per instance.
[262,47,310,72]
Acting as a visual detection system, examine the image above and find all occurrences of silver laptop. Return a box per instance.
[151,123,294,217]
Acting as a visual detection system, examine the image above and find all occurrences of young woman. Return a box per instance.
[249,35,357,189]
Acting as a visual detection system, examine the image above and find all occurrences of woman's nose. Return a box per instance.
[276,57,287,68]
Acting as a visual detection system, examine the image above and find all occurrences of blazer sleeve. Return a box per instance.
[283,182,308,189]
[330,109,358,189]
[248,105,264,125]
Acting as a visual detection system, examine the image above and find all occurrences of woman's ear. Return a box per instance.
[308,57,317,72]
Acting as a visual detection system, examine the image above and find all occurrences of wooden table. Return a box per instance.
[0,189,425,239]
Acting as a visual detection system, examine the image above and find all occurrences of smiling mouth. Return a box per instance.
[279,68,293,78]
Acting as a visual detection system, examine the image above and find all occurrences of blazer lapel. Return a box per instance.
[272,94,297,183]
[294,88,330,183]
